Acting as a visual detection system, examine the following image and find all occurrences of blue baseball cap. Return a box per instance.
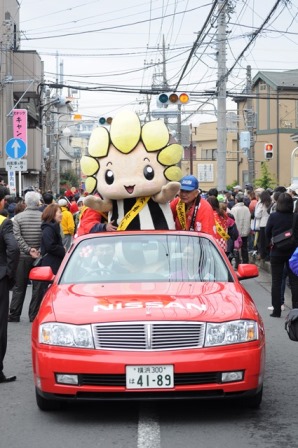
[180,175,199,191]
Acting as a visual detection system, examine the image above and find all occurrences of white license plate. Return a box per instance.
[126,365,174,389]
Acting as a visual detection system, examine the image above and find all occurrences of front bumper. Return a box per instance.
[32,340,265,401]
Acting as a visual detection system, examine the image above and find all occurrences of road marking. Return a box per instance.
[138,403,160,448]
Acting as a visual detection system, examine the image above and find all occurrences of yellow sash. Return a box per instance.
[177,200,186,230]
[215,221,230,240]
[117,197,150,230]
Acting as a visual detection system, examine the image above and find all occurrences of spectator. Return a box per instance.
[170,175,216,236]
[69,197,79,215]
[233,185,242,195]
[207,188,218,198]
[247,190,258,250]
[0,209,9,218]
[0,176,10,195]
[207,196,229,252]
[286,184,298,210]
[248,190,258,216]
[8,191,42,323]
[5,196,16,219]
[245,183,254,194]
[30,204,65,321]
[254,190,272,261]
[231,192,251,263]
[266,192,298,317]
[219,202,239,261]
[274,186,287,194]
[58,198,75,250]
[39,192,53,212]
[224,190,235,210]
[11,202,26,220]
[269,191,281,214]
[73,196,85,232]
[0,186,20,383]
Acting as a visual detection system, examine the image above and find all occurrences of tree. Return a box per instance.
[60,169,80,194]
[254,162,276,190]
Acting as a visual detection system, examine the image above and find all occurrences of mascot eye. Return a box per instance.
[105,170,114,185]
[144,165,154,181]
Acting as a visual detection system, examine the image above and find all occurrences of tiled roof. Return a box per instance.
[252,69,298,89]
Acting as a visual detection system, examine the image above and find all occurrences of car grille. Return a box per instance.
[79,372,220,387]
[92,322,205,351]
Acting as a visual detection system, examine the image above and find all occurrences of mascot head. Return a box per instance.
[80,111,183,200]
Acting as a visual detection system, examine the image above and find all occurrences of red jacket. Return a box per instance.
[170,196,216,236]
[76,208,105,237]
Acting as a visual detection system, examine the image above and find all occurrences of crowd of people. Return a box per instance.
[1,176,298,383]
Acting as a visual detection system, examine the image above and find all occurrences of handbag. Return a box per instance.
[285,309,298,341]
[271,229,295,250]
[234,235,242,250]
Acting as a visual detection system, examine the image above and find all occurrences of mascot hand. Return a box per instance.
[84,195,112,212]
[153,181,181,204]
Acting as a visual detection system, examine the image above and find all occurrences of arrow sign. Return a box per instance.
[5,138,27,159]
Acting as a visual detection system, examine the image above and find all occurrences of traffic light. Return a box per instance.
[264,143,273,160]
[157,92,190,107]
[99,117,113,125]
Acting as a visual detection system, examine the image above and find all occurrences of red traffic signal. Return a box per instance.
[264,143,273,160]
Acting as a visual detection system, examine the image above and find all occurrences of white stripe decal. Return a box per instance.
[138,404,160,448]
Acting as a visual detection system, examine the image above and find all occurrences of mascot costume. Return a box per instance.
[80,110,183,230]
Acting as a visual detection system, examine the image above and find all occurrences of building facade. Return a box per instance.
[182,70,298,190]
[0,0,43,194]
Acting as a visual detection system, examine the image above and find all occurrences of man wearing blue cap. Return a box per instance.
[170,175,216,235]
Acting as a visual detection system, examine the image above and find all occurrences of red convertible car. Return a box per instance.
[30,231,265,411]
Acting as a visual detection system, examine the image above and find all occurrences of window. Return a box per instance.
[60,234,231,284]
[201,149,217,160]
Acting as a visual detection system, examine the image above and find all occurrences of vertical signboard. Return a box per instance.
[12,109,28,196]
[7,171,16,195]
[13,109,28,153]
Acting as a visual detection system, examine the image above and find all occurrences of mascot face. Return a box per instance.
[95,142,168,200]
[80,110,183,198]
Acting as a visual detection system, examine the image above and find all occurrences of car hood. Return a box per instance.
[46,282,257,324]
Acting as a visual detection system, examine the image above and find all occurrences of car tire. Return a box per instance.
[245,386,263,409]
[35,388,62,411]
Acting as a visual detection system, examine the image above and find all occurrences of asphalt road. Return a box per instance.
[1,270,298,448]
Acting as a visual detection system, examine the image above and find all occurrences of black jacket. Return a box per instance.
[0,217,20,285]
[265,211,298,257]
[40,221,65,274]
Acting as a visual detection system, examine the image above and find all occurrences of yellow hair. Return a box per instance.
[80,110,183,193]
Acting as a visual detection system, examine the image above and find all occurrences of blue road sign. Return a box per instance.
[5,138,27,159]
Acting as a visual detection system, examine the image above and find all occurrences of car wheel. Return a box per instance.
[245,386,263,409]
[35,388,62,411]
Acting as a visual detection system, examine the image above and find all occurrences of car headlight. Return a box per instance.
[39,323,94,348]
[205,320,258,347]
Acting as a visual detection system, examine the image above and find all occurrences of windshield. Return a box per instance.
[59,234,232,284]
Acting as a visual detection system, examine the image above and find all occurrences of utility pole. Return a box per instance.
[216,0,227,191]
[245,65,255,184]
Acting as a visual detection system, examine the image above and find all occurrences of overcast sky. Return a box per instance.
[17,0,298,125]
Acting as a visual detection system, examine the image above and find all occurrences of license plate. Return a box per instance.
[126,365,174,389]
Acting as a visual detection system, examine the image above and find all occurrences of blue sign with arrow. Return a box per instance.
[5,138,27,159]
